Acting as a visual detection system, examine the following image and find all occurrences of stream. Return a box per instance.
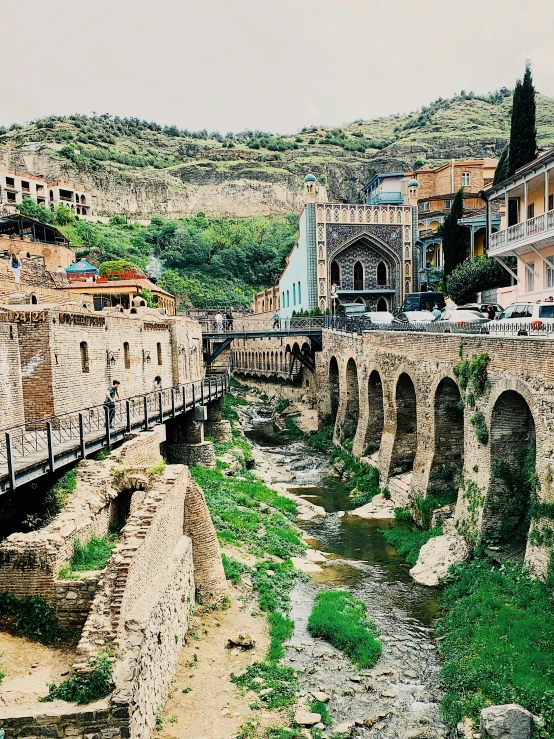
[243,403,452,739]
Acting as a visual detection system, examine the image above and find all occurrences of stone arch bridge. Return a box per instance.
[234,327,554,576]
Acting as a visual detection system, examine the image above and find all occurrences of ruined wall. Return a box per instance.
[0,322,25,429]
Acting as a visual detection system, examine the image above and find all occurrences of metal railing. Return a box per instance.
[324,315,554,338]
[231,356,302,379]
[0,374,229,493]
[200,316,325,334]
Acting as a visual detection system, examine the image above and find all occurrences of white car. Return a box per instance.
[362,311,395,324]
[393,310,436,324]
[432,307,490,333]
[489,301,554,336]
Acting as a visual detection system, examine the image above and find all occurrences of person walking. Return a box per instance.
[486,305,496,320]
[272,311,280,329]
[104,380,120,428]
[226,307,234,330]
[9,253,21,284]
[215,311,224,332]
[152,375,162,392]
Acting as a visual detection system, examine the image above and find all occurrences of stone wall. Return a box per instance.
[54,576,99,629]
[0,321,25,429]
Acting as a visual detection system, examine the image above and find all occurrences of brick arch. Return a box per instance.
[432,377,464,471]
[342,357,360,439]
[363,368,384,455]
[329,356,340,420]
[390,372,418,471]
[482,389,536,545]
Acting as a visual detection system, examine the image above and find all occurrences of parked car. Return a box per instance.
[362,311,395,324]
[489,301,554,335]
[433,306,491,333]
[477,303,504,317]
[401,291,446,313]
[392,310,435,326]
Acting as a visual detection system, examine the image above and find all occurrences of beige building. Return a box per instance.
[0,171,92,217]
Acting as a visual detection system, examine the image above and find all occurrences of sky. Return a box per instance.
[3,0,554,134]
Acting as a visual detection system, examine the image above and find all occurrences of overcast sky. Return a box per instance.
[3,0,554,134]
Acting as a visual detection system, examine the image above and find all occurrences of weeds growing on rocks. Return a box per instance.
[41,655,112,704]
[307,590,381,669]
[0,592,60,644]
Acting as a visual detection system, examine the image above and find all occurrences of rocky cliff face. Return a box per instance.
[2,93,553,219]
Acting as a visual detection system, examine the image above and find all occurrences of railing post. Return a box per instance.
[126,400,131,432]
[171,389,176,418]
[79,413,86,459]
[143,396,149,431]
[158,391,164,424]
[192,383,196,407]
[182,385,187,411]
[104,405,111,450]
[201,381,205,405]
[5,432,15,491]
[46,421,55,474]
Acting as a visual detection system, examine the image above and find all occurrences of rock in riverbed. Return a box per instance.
[480,704,533,738]
[410,532,469,586]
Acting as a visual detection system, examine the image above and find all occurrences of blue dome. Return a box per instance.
[304,173,317,182]
[408,179,419,188]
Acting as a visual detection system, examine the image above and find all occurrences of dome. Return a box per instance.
[408,179,419,188]
[304,173,317,182]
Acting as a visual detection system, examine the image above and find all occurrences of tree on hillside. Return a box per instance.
[439,188,468,285]
[18,197,54,224]
[493,146,510,185]
[508,62,537,177]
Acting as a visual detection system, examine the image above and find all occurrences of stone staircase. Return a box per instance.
[387,472,413,508]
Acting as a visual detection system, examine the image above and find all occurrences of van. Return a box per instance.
[402,292,445,313]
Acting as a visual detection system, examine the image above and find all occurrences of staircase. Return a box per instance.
[387,472,413,508]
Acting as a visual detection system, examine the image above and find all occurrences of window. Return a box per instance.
[157,342,162,365]
[527,203,535,219]
[286,290,289,307]
[330,261,340,286]
[547,257,554,288]
[293,283,296,305]
[444,199,452,210]
[123,342,130,369]
[80,342,89,373]
[5,176,14,187]
[549,194,553,212]
[526,263,535,293]
[281,292,285,308]
[377,261,387,286]
[7,192,16,203]
[539,305,554,318]
[353,261,364,290]
[21,180,29,191]
[298,282,301,303]
[419,202,430,212]
[462,172,471,187]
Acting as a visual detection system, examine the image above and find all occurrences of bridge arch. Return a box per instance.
[482,390,536,546]
[342,357,360,439]
[433,377,464,471]
[390,372,418,472]
[363,369,384,455]
[329,356,340,421]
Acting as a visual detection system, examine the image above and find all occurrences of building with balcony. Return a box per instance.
[0,171,93,218]
[486,148,554,304]
[411,159,499,286]
[277,174,419,318]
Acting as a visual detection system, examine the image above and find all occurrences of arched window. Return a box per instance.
[262,300,265,312]
[80,341,89,373]
[377,261,387,286]
[286,290,290,307]
[331,261,340,286]
[123,342,131,369]
[293,284,297,305]
[376,297,388,311]
[157,342,162,365]
[298,282,301,303]
[30,294,38,305]
[49,190,54,200]
[353,261,364,290]
[282,292,285,308]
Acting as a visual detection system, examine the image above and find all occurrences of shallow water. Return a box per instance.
[245,405,451,737]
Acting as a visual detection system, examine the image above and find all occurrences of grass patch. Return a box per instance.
[277,416,305,442]
[41,655,112,705]
[0,593,60,644]
[331,448,381,507]
[0,653,5,684]
[307,590,381,669]
[308,699,331,725]
[191,466,304,559]
[437,559,554,737]
[381,527,442,565]
[221,553,250,584]
[276,398,290,413]
[394,507,413,522]
[232,662,298,709]
[306,424,334,453]
[69,531,119,572]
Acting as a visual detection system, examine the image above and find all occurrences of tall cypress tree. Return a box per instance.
[493,145,510,185]
[508,62,537,176]
[440,188,468,286]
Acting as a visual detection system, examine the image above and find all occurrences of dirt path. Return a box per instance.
[160,565,287,739]
[0,632,76,709]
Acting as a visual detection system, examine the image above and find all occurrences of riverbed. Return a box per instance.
[243,402,452,739]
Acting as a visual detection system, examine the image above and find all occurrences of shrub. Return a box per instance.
[23,468,77,530]
[307,424,334,453]
[41,655,112,704]
[394,507,413,522]
[381,527,442,565]
[307,590,381,668]
[0,593,60,643]
[221,553,250,584]
[69,532,119,572]
[446,256,510,305]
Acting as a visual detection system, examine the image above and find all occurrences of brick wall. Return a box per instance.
[0,322,25,429]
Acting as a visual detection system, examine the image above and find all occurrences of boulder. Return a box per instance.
[409,532,469,586]
[480,704,532,739]
[227,633,254,648]
[335,722,354,735]
[294,710,321,727]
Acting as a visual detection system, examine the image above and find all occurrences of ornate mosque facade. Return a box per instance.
[277,173,420,317]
